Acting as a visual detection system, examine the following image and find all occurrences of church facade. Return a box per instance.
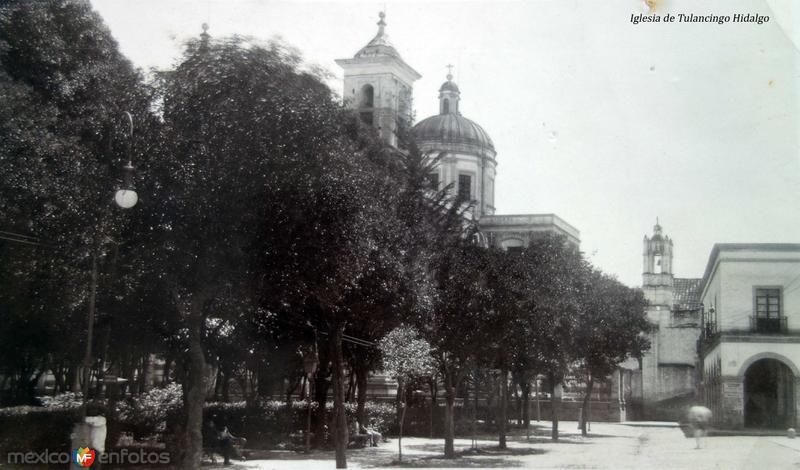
[337,13,579,249]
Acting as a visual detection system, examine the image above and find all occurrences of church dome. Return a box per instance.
[439,80,460,93]
[413,113,495,151]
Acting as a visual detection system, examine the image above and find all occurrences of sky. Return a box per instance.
[90,0,800,287]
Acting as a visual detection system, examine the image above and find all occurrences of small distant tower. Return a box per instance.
[641,219,675,402]
[439,64,460,115]
[643,219,674,290]
[335,12,421,147]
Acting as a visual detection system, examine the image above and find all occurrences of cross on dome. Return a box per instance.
[377,11,386,32]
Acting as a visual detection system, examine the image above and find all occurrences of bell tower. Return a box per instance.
[642,219,674,322]
[643,219,674,286]
[336,12,421,147]
[641,219,675,402]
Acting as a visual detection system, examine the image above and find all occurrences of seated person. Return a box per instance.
[348,419,368,448]
[359,421,382,447]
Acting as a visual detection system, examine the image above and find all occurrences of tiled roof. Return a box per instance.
[673,278,702,311]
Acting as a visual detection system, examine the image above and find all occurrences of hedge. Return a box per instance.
[0,386,397,455]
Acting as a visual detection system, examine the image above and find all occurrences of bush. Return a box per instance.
[201,399,397,448]
[0,406,80,455]
[0,393,398,455]
[118,383,183,440]
[38,391,83,409]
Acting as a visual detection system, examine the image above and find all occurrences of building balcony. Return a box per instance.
[699,316,800,358]
[698,321,718,354]
[749,315,788,334]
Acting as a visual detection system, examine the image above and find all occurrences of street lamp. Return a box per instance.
[114,162,138,209]
[114,112,138,209]
[81,111,138,417]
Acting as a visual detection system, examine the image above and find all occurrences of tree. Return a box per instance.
[482,248,527,448]
[574,269,650,436]
[517,235,585,441]
[150,30,396,467]
[378,326,435,462]
[0,0,156,404]
[422,241,493,458]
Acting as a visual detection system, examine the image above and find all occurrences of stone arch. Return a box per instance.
[737,352,800,378]
[741,355,796,428]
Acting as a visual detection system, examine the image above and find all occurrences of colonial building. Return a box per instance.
[637,222,702,414]
[337,13,579,249]
[698,244,800,429]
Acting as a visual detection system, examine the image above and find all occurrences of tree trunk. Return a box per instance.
[398,385,407,462]
[256,356,271,397]
[580,375,594,436]
[70,364,81,393]
[95,323,113,398]
[429,378,437,438]
[345,370,356,402]
[53,365,64,395]
[355,366,368,427]
[443,370,455,459]
[551,380,561,442]
[330,323,348,468]
[498,367,508,449]
[162,357,172,385]
[313,365,330,448]
[222,369,231,402]
[213,367,223,401]
[520,381,531,430]
[181,294,207,469]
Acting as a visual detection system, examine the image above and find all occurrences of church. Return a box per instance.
[634,222,703,418]
[336,12,579,249]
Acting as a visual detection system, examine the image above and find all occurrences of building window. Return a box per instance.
[458,174,471,200]
[442,98,450,114]
[754,288,782,333]
[360,84,374,108]
[426,172,439,190]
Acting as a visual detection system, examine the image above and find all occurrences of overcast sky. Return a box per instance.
[91,0,799,287]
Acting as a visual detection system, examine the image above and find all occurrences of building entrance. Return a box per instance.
[744,358,794,428]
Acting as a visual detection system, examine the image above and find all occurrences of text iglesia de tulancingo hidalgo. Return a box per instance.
[630,12,770,25]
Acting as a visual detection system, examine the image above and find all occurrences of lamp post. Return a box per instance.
[300,341,319,453]
[80,111,138,418]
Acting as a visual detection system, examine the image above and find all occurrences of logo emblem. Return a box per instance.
[73,447,96,467]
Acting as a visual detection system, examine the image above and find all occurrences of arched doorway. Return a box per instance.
[744,358,795,428]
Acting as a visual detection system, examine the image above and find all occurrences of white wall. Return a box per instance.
[702,248,800,332]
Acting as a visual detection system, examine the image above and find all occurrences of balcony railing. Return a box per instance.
[750,316,788,334]
[702,321,717,340]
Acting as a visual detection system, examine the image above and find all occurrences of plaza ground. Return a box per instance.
[209,421,800,470]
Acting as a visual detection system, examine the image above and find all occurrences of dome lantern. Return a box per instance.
[439,65,460,115]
